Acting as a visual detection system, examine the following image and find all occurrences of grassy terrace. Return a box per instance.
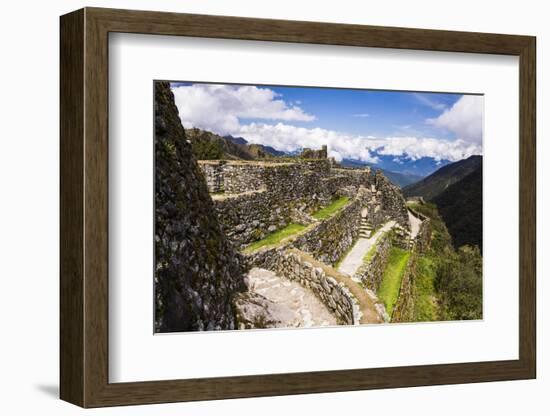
[377,247,411,316]
[413,256,438,322]
[312,196,350,220]
[243,223,307,252]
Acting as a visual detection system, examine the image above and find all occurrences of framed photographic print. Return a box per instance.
[60,7,536,408]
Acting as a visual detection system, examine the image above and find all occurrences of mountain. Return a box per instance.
[340,159,423,188]
[343,156,450,178]
[381,170,424,188]
[187,129,284,160]
[224,135,286,157]
[403,155,482,201]
[433,165,482,251]
[368,154,452,177]
[224,135,248,145]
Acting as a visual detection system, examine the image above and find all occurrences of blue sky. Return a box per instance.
[260,86,462,139]
[169,81,483,167]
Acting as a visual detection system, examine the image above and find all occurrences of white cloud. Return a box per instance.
[171,84,482,164]
[237,123,379,163]
[233,123,480,164]
[364,136,481,162]
[353,113,370,118]
[171,84,315,135]
[428,95,483,144]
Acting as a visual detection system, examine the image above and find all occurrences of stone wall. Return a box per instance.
[299,145,328,159]
[154,82,246,333]
[223,163,267,194]
[354,230,393,292]
[205,160,350,248]
[211,190,289,248]
[198,159,333,195]
[293,197,362,266]
[374,170,410,230]
[246,247,362,324]
[392,211,432,322]
[199,161,226,193]
[408,207,432,254]
[198,159,411,256]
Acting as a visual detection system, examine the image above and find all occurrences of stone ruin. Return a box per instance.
[299,144,328,159]
[154,80,425,331]
[195,156,417,327]
[198,159,410,250]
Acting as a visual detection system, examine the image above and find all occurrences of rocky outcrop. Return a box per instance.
[154,81,246,332]
[233,292,294,329]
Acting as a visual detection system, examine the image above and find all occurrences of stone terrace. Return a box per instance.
[198,158,414,327]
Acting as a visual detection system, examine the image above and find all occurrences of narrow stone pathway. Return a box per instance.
[337,221,396,277]
[246,268,337,327]
[408,210,422,239]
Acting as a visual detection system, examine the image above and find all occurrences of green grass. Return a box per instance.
[312,196,350,220]
[377,247,411,316]
[413,256,439,322]
[244,223,306,252]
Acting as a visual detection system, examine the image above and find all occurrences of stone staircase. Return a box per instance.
[359,217,373,238]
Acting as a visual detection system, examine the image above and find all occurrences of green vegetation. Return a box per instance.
[413,257,438,322]
[363,230,389,264]
[407,201,482,322]
[312,197,350,220]
[378,247,410,315]
[436,245,482,320]
[363,243,378,264]
[403,155,481,201]
[404,155,482,252]
[408,202,453,254]
[244,223,306,252]
[433,166,482,251]
[190,137,224,159]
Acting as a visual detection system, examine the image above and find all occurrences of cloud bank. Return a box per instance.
[427,95,483,144]
[171,83,482,164]
[171,83,315,134]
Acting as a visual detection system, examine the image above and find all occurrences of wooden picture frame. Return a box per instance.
[60,7,536,408]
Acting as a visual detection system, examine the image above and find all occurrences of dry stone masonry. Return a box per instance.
[353,230,393,292]
[199,160,410,249]
[154,82,246,333]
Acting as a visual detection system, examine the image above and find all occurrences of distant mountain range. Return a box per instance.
[339,159,423,188]
[403,155,482,201]
[224,135,286,157]
[404,155,482,251]
[185,129,285,160]
[370,154,453,177]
